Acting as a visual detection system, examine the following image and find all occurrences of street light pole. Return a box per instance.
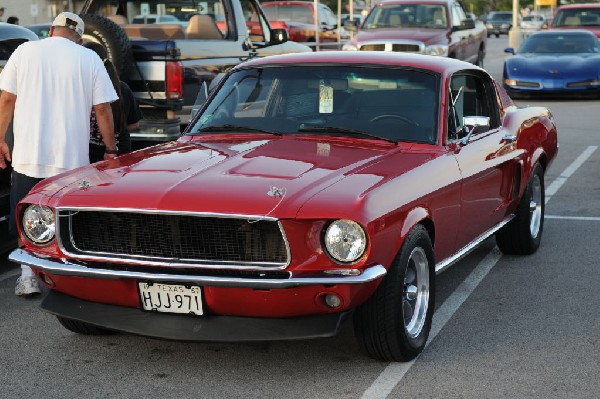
[508,0,522,49]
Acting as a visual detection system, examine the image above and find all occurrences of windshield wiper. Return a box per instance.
[298,125,397,144]
[197,124,282,136]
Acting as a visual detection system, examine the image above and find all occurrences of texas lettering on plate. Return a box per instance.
[138,282,203,315]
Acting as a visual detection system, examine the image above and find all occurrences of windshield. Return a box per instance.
[488,13,512,21]
[519,33,600,54]
[552,8,600,27]
[363,4,448,29]
[188,66,439,144]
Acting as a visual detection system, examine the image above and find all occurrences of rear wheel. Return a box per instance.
[354,225,435,361]
[57,316,113,335]
[475,47,485,68]
[496,162,544,254]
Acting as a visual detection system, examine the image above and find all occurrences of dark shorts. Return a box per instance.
[9,171,43,237]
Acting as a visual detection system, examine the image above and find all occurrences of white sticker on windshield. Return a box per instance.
[319,81,333,114]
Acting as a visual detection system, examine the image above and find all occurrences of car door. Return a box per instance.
[450,1,477,62]
[447,71,521,250]
[450,3,469,60]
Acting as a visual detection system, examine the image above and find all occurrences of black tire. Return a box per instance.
[475,47,485,68]
[495,33,500,38]
[57,316,113,335]
[81,14,133,78]
[496,163,544,255]
[354,225,435,362]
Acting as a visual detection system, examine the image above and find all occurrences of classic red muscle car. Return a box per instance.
[10,51,558,362]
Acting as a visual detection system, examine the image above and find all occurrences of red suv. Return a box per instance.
[550,3,600,38]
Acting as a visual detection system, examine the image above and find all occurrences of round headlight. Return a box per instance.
[22,205,55,245]
[324,220,367,263]
[342,43,358,51]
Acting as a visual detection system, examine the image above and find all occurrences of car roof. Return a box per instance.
[528,29,596,37]
[556,3,600,10]
[376,0,449,5]
[0,22,39,42]
[236,51,479,76]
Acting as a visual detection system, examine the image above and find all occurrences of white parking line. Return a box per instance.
[361,146,597,399]
[545,146,597,204]
[546,215,600,221]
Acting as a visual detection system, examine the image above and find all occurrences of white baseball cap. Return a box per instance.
[52,12,85,36]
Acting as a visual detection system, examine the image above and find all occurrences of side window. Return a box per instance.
[447,73,500,142]
[242,0,267,42]
[451,3,466,27]
[319,6,337,26]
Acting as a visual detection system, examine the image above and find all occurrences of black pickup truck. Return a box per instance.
[81,0,310,144]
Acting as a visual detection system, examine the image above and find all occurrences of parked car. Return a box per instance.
[503,30,600,98]
[10,51,558,362]
[0,23,39,254]
[26,23,51,39]
[549,3,600,38]
[342,0,487,67]
[485,11,515,37]
[261,1,346,48]
[520,14,547,34]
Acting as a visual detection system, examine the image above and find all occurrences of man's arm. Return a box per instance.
[93,102,118,159]
[0,91,16,169]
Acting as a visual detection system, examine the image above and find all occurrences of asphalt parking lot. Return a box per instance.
[1,36,600,398]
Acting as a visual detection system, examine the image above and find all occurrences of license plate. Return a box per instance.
[138,282,203,316]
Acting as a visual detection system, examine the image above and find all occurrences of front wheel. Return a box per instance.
[354,225,435,361]
[496,162,544,254]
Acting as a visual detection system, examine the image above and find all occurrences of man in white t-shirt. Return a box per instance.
[0,12,119,296]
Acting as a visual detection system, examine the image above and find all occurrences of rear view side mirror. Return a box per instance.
[344,20,358,32]
[270,28,288,45]
[504,47,515,55]
[461,116,491,144]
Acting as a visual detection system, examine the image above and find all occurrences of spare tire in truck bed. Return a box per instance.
[82,14,133,77]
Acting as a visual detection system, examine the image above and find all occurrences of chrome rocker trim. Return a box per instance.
[435,215,514,274]
[9,248,387,289]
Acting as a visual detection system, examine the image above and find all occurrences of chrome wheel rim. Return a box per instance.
[403,247,430,339]
[529,174,542,239]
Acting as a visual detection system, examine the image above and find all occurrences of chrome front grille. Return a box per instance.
[358,41,424,53]
[360,44,386,51]
[57,209,289,268]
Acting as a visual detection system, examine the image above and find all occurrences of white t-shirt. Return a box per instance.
[0,36,118,178]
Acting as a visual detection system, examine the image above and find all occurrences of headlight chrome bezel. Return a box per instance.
[424,44,448,57]
[21,204,56,245]
[323,219,368,264]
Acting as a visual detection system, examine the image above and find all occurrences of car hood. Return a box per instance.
[33,136,430,219]
[506,54,600,78]
[354,28,447,45]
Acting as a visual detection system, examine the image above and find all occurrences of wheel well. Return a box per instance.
[419,218,435,247]
[537,154,548,171]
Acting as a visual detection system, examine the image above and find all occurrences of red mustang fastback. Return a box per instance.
[10,52,557,362]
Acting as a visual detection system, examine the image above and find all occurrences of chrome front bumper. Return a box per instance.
[9,248,387,290]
